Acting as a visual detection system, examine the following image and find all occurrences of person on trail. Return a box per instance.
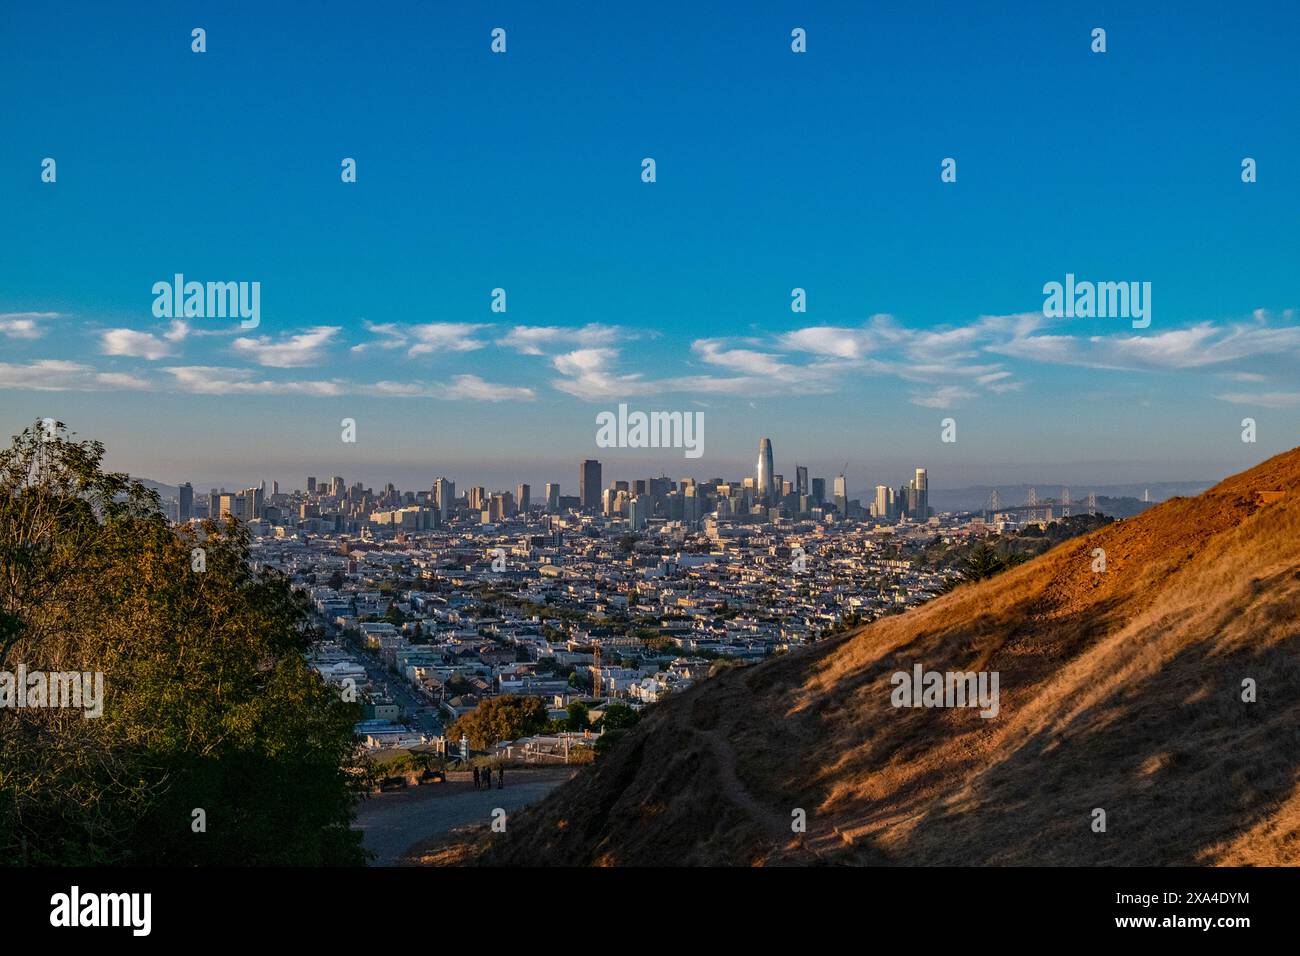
[472,766,480,790]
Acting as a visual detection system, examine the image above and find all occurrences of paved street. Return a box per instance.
[356,652,444,735]
[354,769,576,866]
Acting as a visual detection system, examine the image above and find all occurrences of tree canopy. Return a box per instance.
[448,695,549,749]
[0,422,367,865]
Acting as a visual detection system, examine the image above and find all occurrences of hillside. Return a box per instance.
[426,448,1300,866]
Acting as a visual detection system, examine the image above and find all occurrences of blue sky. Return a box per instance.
[2,0,1298,494]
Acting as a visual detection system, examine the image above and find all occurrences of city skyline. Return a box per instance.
[107,434,1219,505]
[163,441,941,516]
[156,430,1145,526]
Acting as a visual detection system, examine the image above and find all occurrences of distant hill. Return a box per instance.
[431,449,1300,866]
[138,479,178,499]
[930,481,1213,513]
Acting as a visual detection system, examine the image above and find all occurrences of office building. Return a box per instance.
[756,438,776,502]
[580,459,602,512]
[811,477,826,507]
[434,477,455,522]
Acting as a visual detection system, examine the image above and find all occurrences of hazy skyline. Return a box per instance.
[3,1,1297,487]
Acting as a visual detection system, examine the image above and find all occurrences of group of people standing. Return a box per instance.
[472,765,503,790]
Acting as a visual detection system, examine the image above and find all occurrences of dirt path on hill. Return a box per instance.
[692,724,794,839]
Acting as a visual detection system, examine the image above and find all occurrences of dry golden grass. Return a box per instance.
[440,448,1300,866]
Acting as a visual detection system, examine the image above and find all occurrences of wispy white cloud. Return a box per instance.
[551,348,651,400]
[549,342,849,401]
[0,312,58,340]
[353,321,487,357]
[988,316,1300,371]
[370,375,535,401]
[444,374,535,401]
[158,365,531,402]
[232,326,339,368]
[1215,391,1300,408]
[776,325,877,359]
[163,319,190,342]
[691,339,790,377]
[163,366,346,396]
[95,371,152,389]
[100,328,178,361]
[0,359,148,391]
[499,323,621,355]
[910,385,977,408]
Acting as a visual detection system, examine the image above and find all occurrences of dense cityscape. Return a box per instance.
[158,438,1095,764]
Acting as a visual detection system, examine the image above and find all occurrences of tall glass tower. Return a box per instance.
[580,459,602,512]
[756,438,776,502]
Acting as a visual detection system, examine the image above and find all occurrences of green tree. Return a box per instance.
[447,695,548,749]
[599,702,640,731]
[0,422,367,865]
[960,542,1007,583]
[566,701,590,731]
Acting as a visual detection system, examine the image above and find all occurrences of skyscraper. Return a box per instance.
[795,465,809,499]
[434,477,454,522]
[516,483,530,513]
[756,438,776,502]
[914,468,929,519]
[628,495,649,530]
[178,482,193,522]
[811,477,826,507]
[580,459,602,512]
[545,482,560,513]
[683,484,700,526]
[833,474,847,515]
